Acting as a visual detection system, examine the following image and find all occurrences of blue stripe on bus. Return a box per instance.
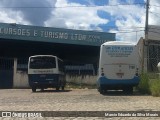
[29,74,59,81]
[97,76,140,86]
[28,74,63,87]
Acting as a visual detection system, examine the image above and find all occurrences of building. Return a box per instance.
[144,25,160,72]
[0,23,116,88]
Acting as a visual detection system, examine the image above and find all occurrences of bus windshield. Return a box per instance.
[29,56,56,69]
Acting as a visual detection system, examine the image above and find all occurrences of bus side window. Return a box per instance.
[58,59,64,72]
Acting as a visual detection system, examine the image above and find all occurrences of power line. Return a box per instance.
[147,31,160,38]
[148,31,160,34]
[0,3,145,9]
[150,11,160,17]
[111,27,144,31]
[148,27,160,31]
[97,25,145,29]
[113,30,144,34]
[150,4,160,8]
[102,25,144,28]
[0,2,146,35]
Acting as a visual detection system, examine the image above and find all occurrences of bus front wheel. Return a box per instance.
[32,87,36,92]
[61,86,65,90]
[56,86,60,91]
[123,87,133,94]
[98,86,105,94]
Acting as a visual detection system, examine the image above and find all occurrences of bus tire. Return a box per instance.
[40,88,44,92]
[32,87,36,92]
[98,86,104,94]
[56,86,60,91]
[61,86,65,90]
[128,87,133,94]
[123,87,133,94]
[100,90,106,94]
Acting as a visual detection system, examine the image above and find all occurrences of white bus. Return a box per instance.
[97,41,140,94]
[28,55,66,92]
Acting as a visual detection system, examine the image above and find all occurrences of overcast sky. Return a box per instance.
[0,0,159,43]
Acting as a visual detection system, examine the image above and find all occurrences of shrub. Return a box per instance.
[148,73,159,79]
[138,73,150,94]
[150,79,160,97]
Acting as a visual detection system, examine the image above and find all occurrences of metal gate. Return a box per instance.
[0,57,14,88]
[146,40,160,72]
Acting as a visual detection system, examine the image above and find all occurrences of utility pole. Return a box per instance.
[145,0,149,41]
[144,0,150,72]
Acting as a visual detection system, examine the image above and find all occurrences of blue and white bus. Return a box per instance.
[97,41,140,94]
[28,55,66,92]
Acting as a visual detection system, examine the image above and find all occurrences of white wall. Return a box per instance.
[148,25,160,41]
[13,58,29,88]
[13,58,97,88]
[66,75,97,85]
[14,71,29,88]
[137,37,146,72]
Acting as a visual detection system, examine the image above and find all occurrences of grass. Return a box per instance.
[66,82,97,89]
[137,73,150,94]
[138,72,160,97]
[150,78,160,97]
[66,73,160,97]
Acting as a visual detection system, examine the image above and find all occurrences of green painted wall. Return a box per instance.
[0,23,115,46]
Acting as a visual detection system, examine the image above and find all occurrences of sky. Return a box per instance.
[0,0,159,43]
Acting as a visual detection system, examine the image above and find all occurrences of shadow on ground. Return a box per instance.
[100,90,150,96]
[32,89,72,93]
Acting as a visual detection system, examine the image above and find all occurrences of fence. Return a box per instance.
[0,57,14,88]
[0,57,14,70]
[147,42,160,72]
[65,64,96,75]
[13,58,97,88]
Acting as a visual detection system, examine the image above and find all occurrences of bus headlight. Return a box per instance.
[101,73,104,76]
[101,68,104,72]
[135,68,139,76]
[101,68,104,76]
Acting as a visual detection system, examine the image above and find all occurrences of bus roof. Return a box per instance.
[29,55,63,61]
[29,55,57,58]
[102,41,136,46]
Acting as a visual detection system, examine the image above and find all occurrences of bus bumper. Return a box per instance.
[29,81,60,88]
[97,76,140,90]
[28,74,66,89]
